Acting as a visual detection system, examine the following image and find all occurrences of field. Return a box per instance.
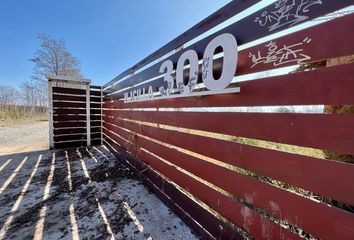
[0,105,47,127]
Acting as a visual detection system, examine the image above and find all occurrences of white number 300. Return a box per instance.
[159,33,238,95]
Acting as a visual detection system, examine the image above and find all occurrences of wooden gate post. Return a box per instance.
[86,83,91,146]
[48,80,54,149]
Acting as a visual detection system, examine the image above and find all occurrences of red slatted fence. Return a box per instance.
[101,1,354,239]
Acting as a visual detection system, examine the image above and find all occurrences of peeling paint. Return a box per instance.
[269,201,280,215]
[240,206,254,232]
[261,216,273,240]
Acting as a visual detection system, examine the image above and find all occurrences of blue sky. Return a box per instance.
[0,0,230,88]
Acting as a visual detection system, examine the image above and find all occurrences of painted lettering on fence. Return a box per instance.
[254,0,323,31]
[248,37,312,68]
[124,33,239,103]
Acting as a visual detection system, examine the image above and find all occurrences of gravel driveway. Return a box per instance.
[0,121,49,156]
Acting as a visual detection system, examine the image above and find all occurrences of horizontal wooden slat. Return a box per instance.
[54,141,87,149]
[54,128,87,135]
[54,139,100,147]
[90,96,102,102]
[103,127,354,240]
[54,134,86,142]
[53,115,87,121]
[54,121,86,128]
[91,121,101,127]
[237,13,354,75]
[91,109,101,115]
[53,108,87,115]
[90,103,101,109]
[53,109,99,115]
[103,116,354,205]
[90,85,102,90]
[103,131,301,240]
[105,1,351,89]
[104,110,354,156]
[91,127,101,132]
[90,90,101,96]
[106,13,354,98]
[53,94,86,102]
[53,101,86,108]
[90,115,101,121]
[53,87,86,95]
[104,62,354,109]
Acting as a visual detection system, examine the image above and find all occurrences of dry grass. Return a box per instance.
[0,105,47,126]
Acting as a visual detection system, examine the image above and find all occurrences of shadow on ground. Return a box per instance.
[0,146,197,240]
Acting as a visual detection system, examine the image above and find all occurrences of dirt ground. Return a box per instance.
[0,121,49,156]
[0,146,198,240]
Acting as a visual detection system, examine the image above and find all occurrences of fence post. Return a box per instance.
[48,80,54,149]
[100,86,103,146]
[86,84,91,147]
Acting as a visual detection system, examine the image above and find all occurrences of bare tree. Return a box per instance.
[20,81,39,106]
[19,80,49,117]
[29,33,82,106]
[0,86,18,106]
[30,33,82,79]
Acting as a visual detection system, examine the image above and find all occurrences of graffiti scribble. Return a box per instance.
[202,56,211,80]
[249,37,312,68]
[254,0,322,31]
